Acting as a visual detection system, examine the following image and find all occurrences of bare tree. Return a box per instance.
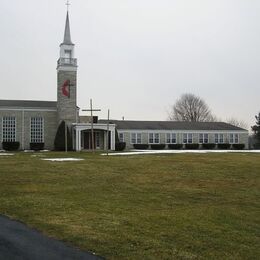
[226,117,248,129]
[251,112,260,148]
[168,93,215,122]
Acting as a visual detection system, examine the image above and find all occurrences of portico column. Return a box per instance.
[110,130,115,151]
[76,129,79,151]
[104,131,107,150]
[76,129,81,151]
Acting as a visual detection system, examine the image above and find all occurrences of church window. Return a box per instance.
[149,133,160,144]
[30,117,44,143]
[2,117,16,142]
[235,134,239,143]
[183,133,193,143]
[131,133,141,144]
[166,133,176,144]
[229,133,239,144]
[119,133,124,142]
[215,134,224,144]
[199,133,209,144]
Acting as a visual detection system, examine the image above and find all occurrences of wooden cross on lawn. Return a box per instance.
[82,99,101,152]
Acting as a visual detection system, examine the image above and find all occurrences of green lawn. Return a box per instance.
[0,152,259,259]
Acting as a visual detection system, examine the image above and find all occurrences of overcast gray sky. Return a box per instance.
[1,0,259,129]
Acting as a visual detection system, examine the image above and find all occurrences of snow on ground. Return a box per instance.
[0,153,14,156]
[102,150,260,156]
[24,150,50,153]
[42,158,84,162]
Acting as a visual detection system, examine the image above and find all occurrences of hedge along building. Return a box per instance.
[0,10,116,151]
[0,9,248,151]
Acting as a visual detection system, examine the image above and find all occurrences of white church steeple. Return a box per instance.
[57,7,78,126]
[63,11,73,45]
[57,10,77,71]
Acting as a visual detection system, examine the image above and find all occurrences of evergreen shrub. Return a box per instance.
[217,143,231,149]
[30,143,45,151]
[251,112,260,149]
[253,143,260,149]
[54,121,72,151]
[115,142,126,151]
[185,143,199,149]
[2,141,20,151]
[168,144,183,149]
[202,143,216,149]
[151,144,165,150]
[232,144,245,150]
[133,144,149,150]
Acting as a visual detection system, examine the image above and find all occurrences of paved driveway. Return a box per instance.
[0,215,102,260]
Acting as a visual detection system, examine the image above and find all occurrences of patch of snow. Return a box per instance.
[102,150,260,156]
[24,150,50,153]
[42,158,84,162]
[0,153,14,156]
[31,154,46,158]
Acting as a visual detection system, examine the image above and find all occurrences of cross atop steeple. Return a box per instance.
[66,0,70,12]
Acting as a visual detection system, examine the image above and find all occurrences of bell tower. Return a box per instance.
[57,10,77,126]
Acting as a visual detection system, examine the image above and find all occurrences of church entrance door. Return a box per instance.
[83,131,101,150]
[83,131,94,150]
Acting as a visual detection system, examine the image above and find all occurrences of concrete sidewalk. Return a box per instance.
[0,215,102,260]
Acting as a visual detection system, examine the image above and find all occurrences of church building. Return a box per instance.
[0,10,248,151]
[0,10,116,151]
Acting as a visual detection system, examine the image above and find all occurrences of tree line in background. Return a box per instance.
[251,113,260,148]
[168,93,259,148]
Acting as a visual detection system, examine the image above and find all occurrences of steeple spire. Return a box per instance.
[63,11,73,45]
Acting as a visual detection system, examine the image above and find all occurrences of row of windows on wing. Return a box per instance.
[1,116,44,143]
[119,132,240,144]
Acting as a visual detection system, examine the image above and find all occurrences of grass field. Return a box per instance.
[0,152,259,259]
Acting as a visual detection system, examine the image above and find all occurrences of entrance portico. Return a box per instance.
[73,123,116,151]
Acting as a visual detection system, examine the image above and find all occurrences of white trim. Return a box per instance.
[73,123,116,151]
[57,66,77,72]
[22,110,24,150]
[118,129,248,134]
[0,108,57,112]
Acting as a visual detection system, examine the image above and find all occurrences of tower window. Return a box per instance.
[64,50,72,60]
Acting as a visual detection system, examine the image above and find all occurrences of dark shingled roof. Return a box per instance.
[98,120,247,131]
[0,100,57,109]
